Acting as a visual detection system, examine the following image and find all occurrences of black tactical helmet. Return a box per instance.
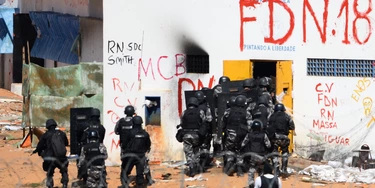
[252,119,263,131]
[274,103,286,111]
[227,96,237,108]
[46,119,57,129]
[91,108,101,117]
[361,144,370,150]
[201,87,210,91]
[243,78,255,88]
[187,97,199,107]
[235,95,247,107]
[133,115,143,125]
[88,130,99,140]
[124,105,135,116]
[194,91,206,104]
[258,94,270,105]
[258,77,269,87]
[219,76,230,84]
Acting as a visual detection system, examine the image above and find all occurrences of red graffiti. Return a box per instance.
[112,78,135,93]
[177,75,216,116]
[107,110,120,124]
[138,54,186,80]
[314,83,338,130]
[110,138,120,152]
[239,0,295,50]
[239,0,373,51]
[308,130,349,145]
[303,0,329,43]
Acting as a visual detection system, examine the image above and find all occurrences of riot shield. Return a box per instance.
[221,80,244,93]
[70,107,93,155]
[184,89,217,130]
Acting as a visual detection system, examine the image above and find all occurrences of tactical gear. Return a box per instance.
[258,94,270,106]
[182,108,202,129]
[117,117,133,147]
[126,129,150,153]
[246,132,266,155]
[226,107,247,128]
[258,77,269,87]
[133,116,143,125]
[194,91,206,104]
[235,95,247,107]
[243,78,255,88]
[187,97,199,107]
[251,119,263,131]
[84,142,105,166]
[274,103,286,111]
[87,130,99,140]
[219,76,230,84]
[46,119,57,129]
[270,112,289,135]
[227,96,237,108]
[91,108,100,117]
[124,105,135,116]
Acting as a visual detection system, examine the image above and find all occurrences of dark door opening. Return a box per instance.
[252,61,277,79]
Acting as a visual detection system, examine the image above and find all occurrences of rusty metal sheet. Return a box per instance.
[28,63,83,97]
[22,62,103,128]
[80,62,103,95]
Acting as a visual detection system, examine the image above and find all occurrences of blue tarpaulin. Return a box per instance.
[0,7,18,54]
[29,12,80,65]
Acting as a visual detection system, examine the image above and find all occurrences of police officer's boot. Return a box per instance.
[281,159,288,174]
[46,176,54,188]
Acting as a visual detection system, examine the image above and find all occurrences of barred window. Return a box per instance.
[186,55,209,73]
[307,58,375,77]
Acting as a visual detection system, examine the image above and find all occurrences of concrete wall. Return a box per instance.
[19,0,102,18]
[103,0,375,163]
[80,18,103,63]
[3,54,13,90]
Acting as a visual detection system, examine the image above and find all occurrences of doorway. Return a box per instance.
[222,59,294,152]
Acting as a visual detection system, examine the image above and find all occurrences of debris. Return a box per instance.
[301,177,329,184]
[168,161,186,168]
[2,125,22,131]
[161,173,172,180]
[187,185,205,188]
[185,174,208,182]
[312,183,326,187]
[328,161,343,168]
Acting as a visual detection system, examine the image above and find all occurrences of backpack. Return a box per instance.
[50,131,67,157]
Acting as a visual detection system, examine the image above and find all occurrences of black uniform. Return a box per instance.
[78,130,108,188]
[177,97,207,177]
[268,104,295,174]
[121,116,151,187]
[222,95,252,176]
[241,120,271,187]
[33,119,69,188]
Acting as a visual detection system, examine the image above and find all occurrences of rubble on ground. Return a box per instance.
[300,159,375,184]
[0,89,23,126]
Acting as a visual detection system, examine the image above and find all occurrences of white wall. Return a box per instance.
[103,0,375,163]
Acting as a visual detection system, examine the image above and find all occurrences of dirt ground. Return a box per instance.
[0,89,374,188]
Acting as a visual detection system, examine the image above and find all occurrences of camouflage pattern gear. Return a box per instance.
[261,91,274,113]
[86,166,107,188]
[273,133,290,173]
[183,133,201,176]
[78,143,108,188]
[213,85,223,116]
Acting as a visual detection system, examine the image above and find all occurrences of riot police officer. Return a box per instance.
[241,78,258,117]
[222,95,252,176]
[213,76,230,116]
[226,96,237,109]
[268,103,295,175]
[120,116,151,188]
[194,91,213,168]
[80,108,106,144]
[78,130,108,188]
[258,77,274,109]
[252,94,272,127]
[179,97,207,177]
[78,108,106,180]
[241,119,271,188]
[114,105,136,182]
